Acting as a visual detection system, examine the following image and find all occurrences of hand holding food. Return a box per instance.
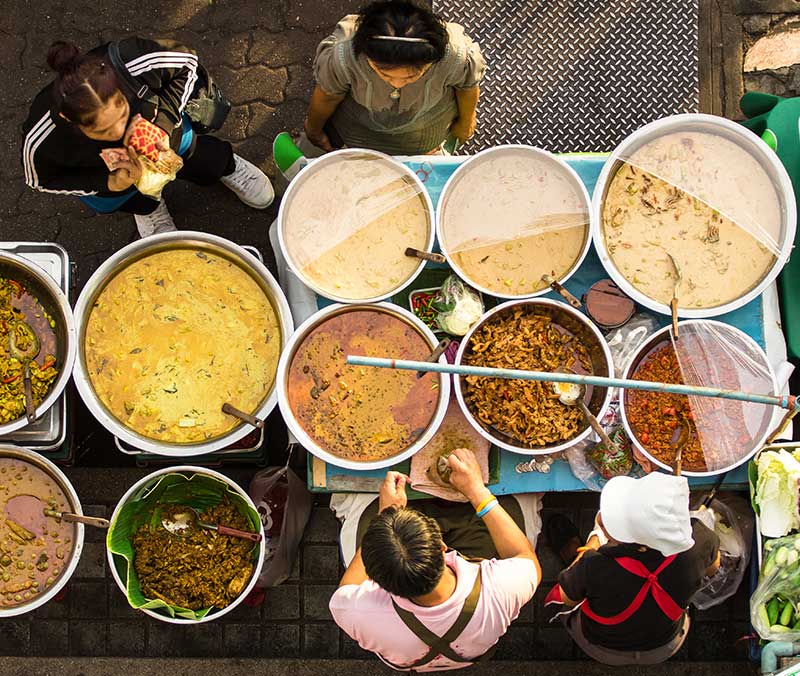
[447,447,487,503]
[123,115,183,199]
[378,471,409,512]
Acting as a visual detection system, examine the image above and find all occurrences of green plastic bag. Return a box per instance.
[107,472,261,620]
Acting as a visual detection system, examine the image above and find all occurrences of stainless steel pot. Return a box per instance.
[0,251,76,436]
[454,299,614,455]
[72,231,294,457]
[277,149,436,304]
[0,446,84,617]
[277,302,451,470]
[592,114,797,318]
[619,320,779,477]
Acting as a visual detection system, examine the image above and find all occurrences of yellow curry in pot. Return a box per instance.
[85,249,281,443]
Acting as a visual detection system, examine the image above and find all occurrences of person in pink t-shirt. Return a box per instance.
[329,448,542,671]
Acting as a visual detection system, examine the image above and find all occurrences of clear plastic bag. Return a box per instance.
[691,496,753,610]
[433,275,484,336]
[750,533,800,640]
[565,427,639,491]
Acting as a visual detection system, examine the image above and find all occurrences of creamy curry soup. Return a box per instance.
[287,309,440,462]
[439,148,589,296]
[281,155,430,300]
[603,131,780,308]
[85,249,281,443]
[0,458,75,607]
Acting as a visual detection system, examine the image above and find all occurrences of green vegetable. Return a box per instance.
[759,604,771,628]
[755,450,800,537]
[771,624,792,633]
[768,597,781,625]
[781,601,796,626]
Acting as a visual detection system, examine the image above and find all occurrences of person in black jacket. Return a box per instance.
[22,38,274,237]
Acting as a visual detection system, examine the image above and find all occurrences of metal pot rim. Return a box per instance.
[0,445,84,617]
[591,113,797,318]
[72,231,294,457]
[454,298,614,455]
[0,251,77,436]
[106,465,266,623]
[276,148,436,304]
[276,301,451,470]
[618,319,780,477]
[435,144,594,300]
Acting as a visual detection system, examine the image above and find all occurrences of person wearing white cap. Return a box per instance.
[544,473,720,666]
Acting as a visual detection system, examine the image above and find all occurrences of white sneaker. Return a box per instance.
[134,199,176,238]
[221,154,275,209]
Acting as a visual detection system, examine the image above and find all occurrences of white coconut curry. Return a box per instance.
[438,148,589,296]
[603,131,780,308]
[85,249,281,443]
[281,154,430,300]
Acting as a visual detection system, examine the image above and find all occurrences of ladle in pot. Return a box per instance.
[552,376,616,451]
[8,320,41,424]
[161,505,262,543]
[5,494,109,531]
[665,252,682,339]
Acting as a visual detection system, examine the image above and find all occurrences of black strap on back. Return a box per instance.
[386,566,495,669]
[107,41,152,102]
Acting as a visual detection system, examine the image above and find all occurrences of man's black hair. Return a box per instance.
[361,506,446,598]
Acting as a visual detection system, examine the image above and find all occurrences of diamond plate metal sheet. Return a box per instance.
[434,0,699,152]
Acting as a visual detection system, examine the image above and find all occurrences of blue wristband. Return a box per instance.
[476,499,499,519]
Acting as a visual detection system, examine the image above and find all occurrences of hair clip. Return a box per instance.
[372,35,430,44]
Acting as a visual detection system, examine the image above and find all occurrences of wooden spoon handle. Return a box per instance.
[217,525,263,542]
[577,400,616,450]
[222,403,265,429]
[405,248,446,264]
[417,339,450,379]
[542,275,581,309]
[670,297,680,338]
[61,513,110,529]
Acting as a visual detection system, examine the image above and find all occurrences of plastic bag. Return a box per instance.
[691,496,753,610]
[565,427,639,491]
[248,462,313,587]
[605,313,658,378]
[751,533,800,640]
[433,275,484,336]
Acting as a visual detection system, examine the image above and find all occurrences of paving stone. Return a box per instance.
[0,620,30,655]
[263,585,300,620]
[215,64,288,106]
[108,585,139,619]
[303,585,337,621]
[31,592,69,619]
[69,582,107,619]
[250,29,323,67]
[535,544,565,585]
[223,623,261,657]
[182,623,223,658]
[70,620,107,656]
[262,624,300,657]
[74,542,106,579]
[341,633,372,660]
[247,102,279,139]
[285,64,314,102]
[107,621,145,657]
[532,625,576,661]
[145,622,186,657]
[689,621,736,661]
[220,104,251,143]
[303,545,340,581]
[494,625,537,660]
[30,620,69,657]
[81,506,109,543]
[286,0,358,33]
[302,622,340,658]
[517,596,535,624]
[695,601,732,622]
[218,597,262,623]
[303,506,340,544]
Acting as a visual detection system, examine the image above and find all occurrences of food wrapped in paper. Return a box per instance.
[126,117,183,199]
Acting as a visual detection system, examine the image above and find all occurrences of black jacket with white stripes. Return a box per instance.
[21,37,198,197]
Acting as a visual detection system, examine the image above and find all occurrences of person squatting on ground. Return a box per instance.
[328,447,542,671]
[303,0,485,157]
[22,37,274,237]
[545,472,721,666]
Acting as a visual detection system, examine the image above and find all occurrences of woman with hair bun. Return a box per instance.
[22,37,274,237]
[302,0,486,156]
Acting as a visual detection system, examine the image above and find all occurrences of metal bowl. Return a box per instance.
[72,231,293,457]
[592,114,797,318]
[455,299,614,455]
[0,446,84,617]
[277,302,451,470]
[0,251,76,436]
[619,320,779,477]
[436,145,593,300]
[277,149,435,304]
[107,466,265,624]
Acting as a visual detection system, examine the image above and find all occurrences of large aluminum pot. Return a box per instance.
[73,231,293,456]
[0,251,76,436]
[277,148,435,304]
[107,466,265,624]
[277,302,450,470]
[0,446,84,617]
[436,144,593,300]
[619,320,779,477]
[592,114,796,318]
[455,299,614,455]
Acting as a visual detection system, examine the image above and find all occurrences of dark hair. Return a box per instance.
[352,1,448,68]
[361,507,445,598]
[47,41,120,125]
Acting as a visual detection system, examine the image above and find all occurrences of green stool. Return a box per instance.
[740,92,800,361]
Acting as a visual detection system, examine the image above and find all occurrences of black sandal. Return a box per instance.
[544,514,581,565]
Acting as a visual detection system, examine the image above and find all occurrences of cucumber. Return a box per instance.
[768,598,781,625]
[759,604,772,628]
[780,601,795,626]
[771,624,792,633]
[776,547,790,567]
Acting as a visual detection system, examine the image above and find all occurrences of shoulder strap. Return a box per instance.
[387,565,494,669]
[107,41,151,101]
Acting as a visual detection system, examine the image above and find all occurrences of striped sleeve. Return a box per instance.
[121,37,199,133]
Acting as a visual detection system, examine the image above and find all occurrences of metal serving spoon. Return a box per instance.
[8,320,41,424]
[666,252,682,339]
[161,505,262,543]
[552,378,617,451]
